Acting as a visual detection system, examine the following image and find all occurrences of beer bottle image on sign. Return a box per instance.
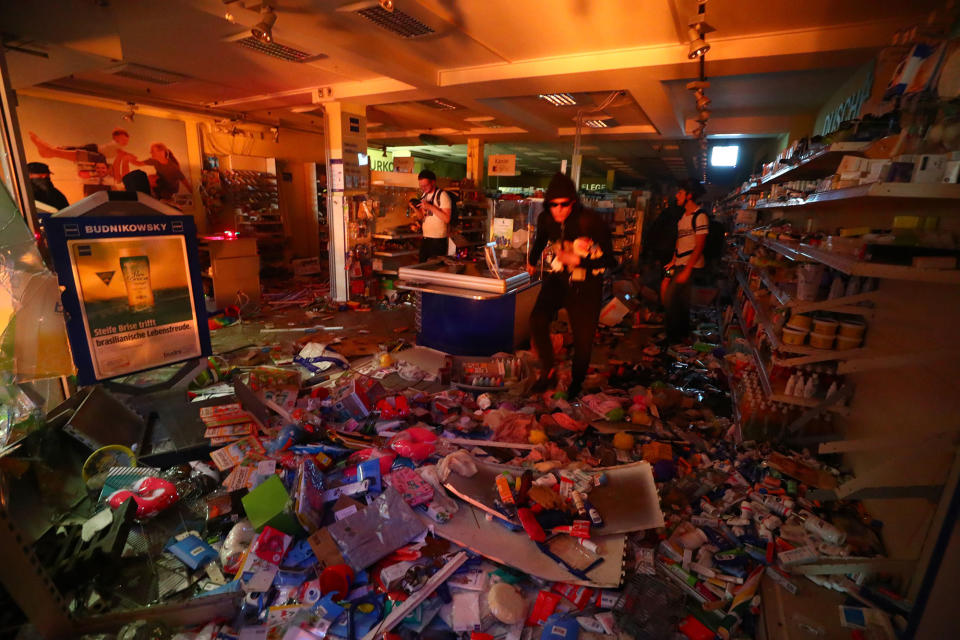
[118,250,156,312]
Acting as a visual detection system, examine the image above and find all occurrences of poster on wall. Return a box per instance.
[17,94,195,211]
[44,193,211,384]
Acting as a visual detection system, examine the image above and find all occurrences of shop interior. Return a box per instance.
[1,1,959,638]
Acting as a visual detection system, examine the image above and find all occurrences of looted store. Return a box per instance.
[1,2,959,639]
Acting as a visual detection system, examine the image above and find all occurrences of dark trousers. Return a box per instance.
[664,278,691,343]
[529,276,602,388]
[419,237,448,263]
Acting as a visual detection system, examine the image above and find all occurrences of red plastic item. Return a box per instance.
[320,564,355,600]
[107,476,179,518]
[678,614,715,640]
[375,395,410,419]
[388,426,437,462]
[526,590,562,626]
[252,526,291,565]
[517,508,546,542]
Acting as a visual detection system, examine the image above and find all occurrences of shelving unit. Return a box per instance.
[755,181,960,209]
[734,269,873,366]
[725,132,960,615]
[751,235,960,285]
[216,163,286,275]
[759,142,869,185]
[374,249,419,258]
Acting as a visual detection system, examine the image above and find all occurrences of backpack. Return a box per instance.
[643,205,681,264]
[438,189,460,228]
[695,210,725,266]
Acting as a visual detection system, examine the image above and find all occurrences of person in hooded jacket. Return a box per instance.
[525,172,615,398]
[27,162,69,210]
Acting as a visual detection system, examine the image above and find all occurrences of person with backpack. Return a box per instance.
[661,180,709,344]
[412,169,453,262]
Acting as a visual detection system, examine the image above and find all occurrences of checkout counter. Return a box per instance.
[396,258,541,356]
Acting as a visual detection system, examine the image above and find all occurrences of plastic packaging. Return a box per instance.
[487,582,526,624]
[221,519,256,573]
[325,487,427,571]
[0,186,73,382]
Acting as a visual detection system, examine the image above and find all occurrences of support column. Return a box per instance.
[0,49,36,233]
[322,102,366,302]
[466,137,484,185]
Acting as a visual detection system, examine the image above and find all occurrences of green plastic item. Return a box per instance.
[606,407,625,422]
[241,475,304,536]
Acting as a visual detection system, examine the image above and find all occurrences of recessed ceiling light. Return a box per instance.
[538,93,577,107]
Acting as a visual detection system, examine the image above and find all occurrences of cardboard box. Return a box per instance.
[943,161,960,184]
[860,159,890,185]
[836,155,866,181]
[599,297,631,327]
[292,257,323,276]
[912,154,947,183]
[332,375,386,419]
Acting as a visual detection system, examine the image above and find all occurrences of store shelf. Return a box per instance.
[724,181,761,203]
[754,236,960,285]
[755,181,960,210]
[759,142,870,185]
[374,249,419,258]
[747,261,875,317]
[735,270,873,366]
[732,295,850,413]
[373,233,421,240]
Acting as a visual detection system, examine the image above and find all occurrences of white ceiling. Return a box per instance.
[1,0,949,182]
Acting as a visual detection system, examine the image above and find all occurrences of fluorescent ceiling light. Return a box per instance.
[464,115,496,122]
[584,120,609,128]
[710,145,739,167]
[538,93,577,106]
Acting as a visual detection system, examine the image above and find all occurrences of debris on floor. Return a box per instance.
[8,299,903,640]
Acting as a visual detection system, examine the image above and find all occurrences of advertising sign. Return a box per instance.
[45,192,211,384]
[487,154,517,176]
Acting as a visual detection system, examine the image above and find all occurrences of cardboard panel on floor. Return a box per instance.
[420,504,626,588]
[443,460,664,534]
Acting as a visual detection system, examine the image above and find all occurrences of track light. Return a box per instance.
[687,13,715,59]
[251,6,277,43]
[379,0,394,11]
[688,35,710,59]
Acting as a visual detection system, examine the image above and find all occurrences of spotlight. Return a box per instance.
[251,6,277,43]
[687,14,715,59]
[121,102,136,122]
[698,109,711,121]
[688,35,710,59]
[379,0,394,10]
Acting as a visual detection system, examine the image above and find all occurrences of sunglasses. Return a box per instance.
[549,200,573,208]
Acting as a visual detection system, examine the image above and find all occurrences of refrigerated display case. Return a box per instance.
[396,258,539,355]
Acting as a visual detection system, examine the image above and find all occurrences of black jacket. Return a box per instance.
[528,205,616,280]
[30,178,69,210]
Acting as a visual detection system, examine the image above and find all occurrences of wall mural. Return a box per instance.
[17,94,194,211]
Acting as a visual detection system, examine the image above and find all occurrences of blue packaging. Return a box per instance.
[167,534,218,570]
[540,614,580,640]
[356,458,383,493]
